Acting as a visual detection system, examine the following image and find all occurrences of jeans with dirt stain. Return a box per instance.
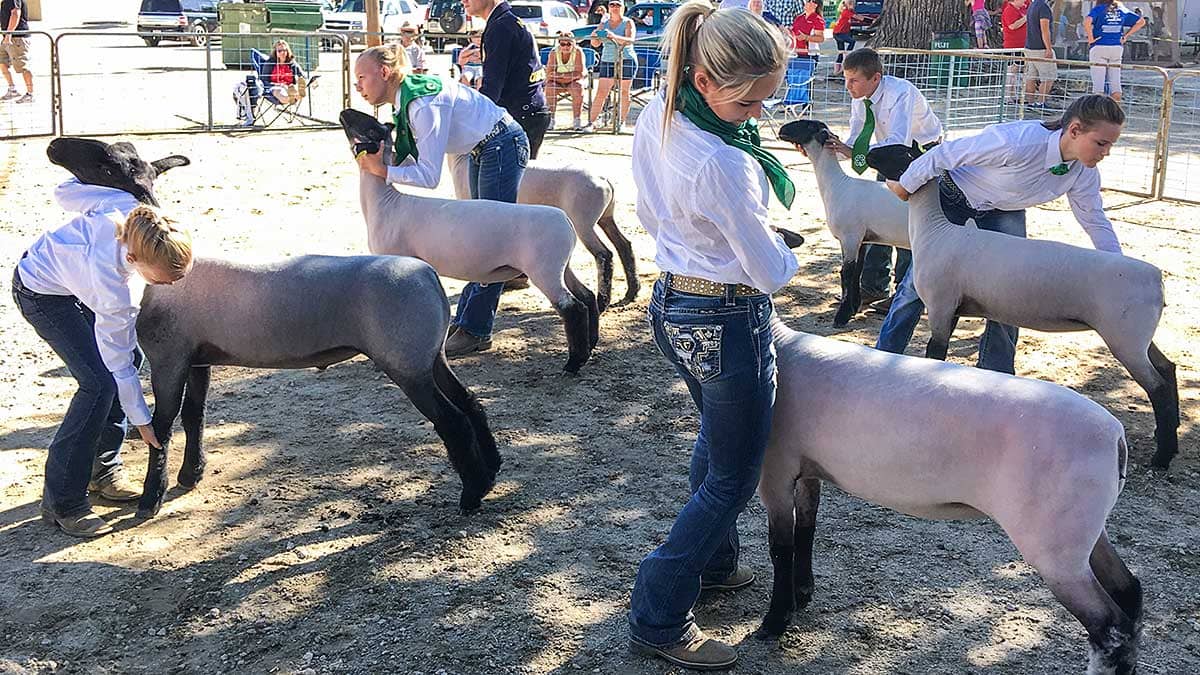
[453,118,530,339]
[629,276,778,648]
[12,265,134,517]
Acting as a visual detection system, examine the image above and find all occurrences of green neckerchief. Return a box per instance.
[391,73,444,166]
[675,80,795,209]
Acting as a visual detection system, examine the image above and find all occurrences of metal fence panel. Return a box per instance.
[52,31,346,136]
[1162,71,1200,204]
[0,31,54,138]
[798,48,1168,199]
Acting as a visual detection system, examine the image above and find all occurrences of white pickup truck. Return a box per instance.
[321,0,425,46]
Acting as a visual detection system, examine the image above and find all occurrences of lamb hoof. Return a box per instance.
[832,318,850,329]
[794,585,814,609]
[135,500,163,520]
[458,492,484,515]
[1149,452,1174,470]
[176,470,203,490]
[754,614,791,640]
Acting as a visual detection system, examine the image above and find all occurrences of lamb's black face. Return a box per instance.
[340,108,390,156]
[46,137,188,206]
[778,120,832,147]
[866,145,921,181]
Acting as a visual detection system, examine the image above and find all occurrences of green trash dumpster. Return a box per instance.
[930,30,971,89]
[219,1,323,72]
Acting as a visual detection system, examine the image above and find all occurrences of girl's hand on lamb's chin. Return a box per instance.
[137,424,162,450]
[357,149,387,179]
[886,180,911,201]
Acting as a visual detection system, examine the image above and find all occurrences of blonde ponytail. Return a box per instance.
[359,43,411,84]
[120,205,193,277]
[660,3,791,137]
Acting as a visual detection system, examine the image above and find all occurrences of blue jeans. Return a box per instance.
[453,119,530,338]
[12,265,133,517]
[875,176,1027,373]
[629,278,777,647]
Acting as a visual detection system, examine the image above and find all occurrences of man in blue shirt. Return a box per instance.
[1022,0,1056,111]
[464,0,551,157]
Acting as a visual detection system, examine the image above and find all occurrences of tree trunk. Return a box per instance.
[871,0,971,49]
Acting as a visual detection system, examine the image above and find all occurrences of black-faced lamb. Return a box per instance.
[867,144,1178,469]
[46,137,500,519]
[779,120,910,328]
[341,109,599,374]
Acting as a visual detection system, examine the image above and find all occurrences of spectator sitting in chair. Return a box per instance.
[457,31,484,89]
[399,23,427,74]
[232,39,307,126]
[545,33,586,130]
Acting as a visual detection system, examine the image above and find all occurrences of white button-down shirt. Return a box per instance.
[17,180,153,426]
[898,121,1121,253]
[632,93,798,294]
[847,75,944,150]
[387,78,507,189]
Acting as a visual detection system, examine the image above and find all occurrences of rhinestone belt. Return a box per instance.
[662,272,764,298]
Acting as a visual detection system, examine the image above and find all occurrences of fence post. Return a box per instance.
[943,53,955,123]
[205,40,214,131]
[1155,72,1174,200]
[612,48,623,134]
[50,32,60,135]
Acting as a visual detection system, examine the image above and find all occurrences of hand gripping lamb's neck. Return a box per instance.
[46,137,190,208]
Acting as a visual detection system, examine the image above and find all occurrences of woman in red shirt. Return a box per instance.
[262,39,306,105]
[831,0,855,75]
[1001,0,1028,102]
[790,0,826,59]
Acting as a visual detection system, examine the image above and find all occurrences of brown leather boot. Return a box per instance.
[630,631,738,671]
[41,508,114,538]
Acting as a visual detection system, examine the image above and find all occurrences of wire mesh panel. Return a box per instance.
[1162,71,1200,204]
[54,31,346,136]
[0,31,54,139]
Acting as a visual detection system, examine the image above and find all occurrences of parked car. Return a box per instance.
[137,0,219,47]
[510,1,584,37]
[850,0,884,38]
[570,1,674,46]
[424,0,484,50]
[322,0,424,45]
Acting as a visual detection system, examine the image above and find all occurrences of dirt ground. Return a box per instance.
[1,126,1198,675]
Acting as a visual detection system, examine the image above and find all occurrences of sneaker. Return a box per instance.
[41,508,114,538]
[15,92,32,104]
[548,116,556,131]
[88,471,142,502]
[445,328,492,358]
[630,631,738,671]
[572,116,583,130]
[701,565,756,592]
[0,88,18,101]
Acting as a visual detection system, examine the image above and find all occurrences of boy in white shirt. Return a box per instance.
[823,48,942,310]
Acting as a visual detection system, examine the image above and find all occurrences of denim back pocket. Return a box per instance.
[513,135,530,169]
[663,321,723,383]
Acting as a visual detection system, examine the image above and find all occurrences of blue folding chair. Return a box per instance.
[760,57,815,131]
[241,48,321,127]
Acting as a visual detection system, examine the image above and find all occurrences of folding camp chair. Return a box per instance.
[235,48,321,127]
[540,45,597,126]
[759,57,815,132]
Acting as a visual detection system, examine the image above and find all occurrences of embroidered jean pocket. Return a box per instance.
[663,321,723,383]
[514,136,530,168]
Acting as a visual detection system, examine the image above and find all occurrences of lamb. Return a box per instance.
[448,154,639,311]
[46,137,500,519]
[340,109,599,373]
[757,318,1141,674]
[779,120,910,328]
[866,144,1178,469]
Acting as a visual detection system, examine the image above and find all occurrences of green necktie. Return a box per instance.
[851,99,875,175]
[1049,162,1070,176]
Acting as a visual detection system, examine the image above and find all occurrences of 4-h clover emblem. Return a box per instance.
[853,154,867,169]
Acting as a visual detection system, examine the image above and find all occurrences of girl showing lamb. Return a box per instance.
[12,140,192,537]
[353,43,530,359]
[626,3,798,670]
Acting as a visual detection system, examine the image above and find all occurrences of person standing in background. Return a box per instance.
[1001,0,1028,103]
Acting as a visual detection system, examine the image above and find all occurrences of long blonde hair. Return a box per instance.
[119,205,193,277]
[359,43,411,85]
[660,3,791,133]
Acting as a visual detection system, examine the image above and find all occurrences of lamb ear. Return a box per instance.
[152,155,190,177]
